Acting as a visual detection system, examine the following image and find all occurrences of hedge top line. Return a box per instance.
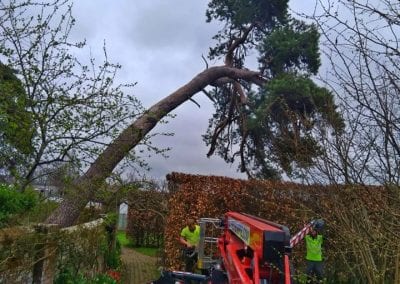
[165,172,385,192]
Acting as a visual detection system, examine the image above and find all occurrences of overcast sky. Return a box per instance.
[69,0,307,181]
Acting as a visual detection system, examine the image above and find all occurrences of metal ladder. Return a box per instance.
[196,217,224,270]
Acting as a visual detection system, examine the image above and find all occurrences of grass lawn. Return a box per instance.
[117,231,159,257]
[117,230,132,247]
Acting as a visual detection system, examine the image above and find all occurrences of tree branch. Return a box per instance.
[46,65,266,227]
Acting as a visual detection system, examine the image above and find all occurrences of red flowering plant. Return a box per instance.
[106,269,121,283]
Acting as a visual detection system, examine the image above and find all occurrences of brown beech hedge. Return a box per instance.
[163,172,391,280]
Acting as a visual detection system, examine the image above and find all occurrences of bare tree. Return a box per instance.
[292,2,400,281]
[298,0,400,186]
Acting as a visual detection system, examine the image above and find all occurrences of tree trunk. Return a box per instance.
[46,66,263,227]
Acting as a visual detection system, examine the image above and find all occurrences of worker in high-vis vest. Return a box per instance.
[179,218,200,272]
[305,226,324,282]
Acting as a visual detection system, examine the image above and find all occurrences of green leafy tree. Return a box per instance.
[0,0,148,187]
[0,184,38,227]
[0,62,34,179]
[45,0,344,227]
[204,1,344,178]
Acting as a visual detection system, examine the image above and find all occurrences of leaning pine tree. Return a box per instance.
[47,0,344,227]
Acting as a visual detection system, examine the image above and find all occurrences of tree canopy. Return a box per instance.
[203,0,343,178]
[0,0,146,186]
[0,62,34,178]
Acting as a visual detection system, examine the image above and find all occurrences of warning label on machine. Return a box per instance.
[228,217,250,245]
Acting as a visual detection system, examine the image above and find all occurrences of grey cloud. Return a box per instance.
[69,1,244,180]
[139,95,246,179]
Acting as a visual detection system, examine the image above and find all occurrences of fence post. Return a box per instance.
[32,224,59,284]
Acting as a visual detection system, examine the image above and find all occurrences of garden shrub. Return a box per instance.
[104,240,121,270]
[55,268,118,284]
[126,188,167,248]
[103,213,121,270]
[0,184,38,227]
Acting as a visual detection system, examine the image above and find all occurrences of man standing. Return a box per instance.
[179,218,200,272]
[305,226,324,282]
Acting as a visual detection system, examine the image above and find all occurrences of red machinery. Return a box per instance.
[209,212,292,284]
[153,212,322,284]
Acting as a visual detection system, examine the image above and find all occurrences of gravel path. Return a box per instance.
[121,247,160,284]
